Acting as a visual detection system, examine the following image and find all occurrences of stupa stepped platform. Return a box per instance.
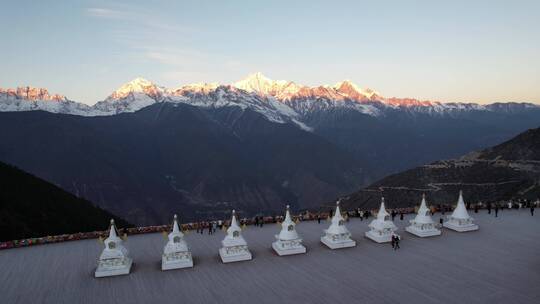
[1,210,539,304]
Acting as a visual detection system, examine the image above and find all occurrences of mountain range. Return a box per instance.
[2,73,540,225]
[341,127,540,211]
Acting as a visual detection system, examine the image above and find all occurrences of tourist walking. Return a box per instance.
[391,235,395,249]
[392,234,400,250]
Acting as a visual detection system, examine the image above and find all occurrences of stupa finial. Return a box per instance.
[108,219,118,238]
[172,214,180,234]
[230,210,239,228]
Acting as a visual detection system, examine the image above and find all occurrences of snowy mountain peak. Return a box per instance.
[108,77,163,100]
[334,80,379,100]
[173,82,220,94]
[0,86,66,102]
[234,72,293,96]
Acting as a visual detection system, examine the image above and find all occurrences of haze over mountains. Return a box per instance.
[2,73,540,225]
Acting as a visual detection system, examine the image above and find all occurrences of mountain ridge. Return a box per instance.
[0,161,130,242]
[340,126,540,211]
[2,73,537,124]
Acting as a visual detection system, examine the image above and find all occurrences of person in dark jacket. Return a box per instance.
[393,234,400,250]
[531,205,535,216]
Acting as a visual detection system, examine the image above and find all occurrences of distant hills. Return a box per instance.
[2,73,540,225]
[0,161,129,242]
[340,127,540,211]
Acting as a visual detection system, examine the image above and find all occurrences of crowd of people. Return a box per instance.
[1,199,536,250]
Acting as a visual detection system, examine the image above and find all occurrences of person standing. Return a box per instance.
[495,205,499,217]
[487,203,492,214]
[317,214,321,224]
[391,234,396,249]
[531,205,535,216]
[400,213,404,221]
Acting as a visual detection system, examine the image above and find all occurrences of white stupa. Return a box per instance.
[321,200,356,249]
[443,191,479,232]
[95,219,133,278]
[219,210,252,263]
[365,198,398,243]
[162,214,193,270]
[405,194,441,237]
[272,205,306,256]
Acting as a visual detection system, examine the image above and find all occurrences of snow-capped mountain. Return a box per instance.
[1,73,538,124]
[0,87,96,116]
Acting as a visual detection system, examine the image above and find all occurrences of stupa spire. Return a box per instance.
[284,205,292,223]
[108,219,118,239]
[230,210,240,230]
[172,214,181,234]
[377,197,389,220]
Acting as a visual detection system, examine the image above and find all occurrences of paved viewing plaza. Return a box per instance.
[0,209,538,304]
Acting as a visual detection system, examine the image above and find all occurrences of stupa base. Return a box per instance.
[405,226,441,237]
[272,241,306,256]
[320,236,356,249]
[95,258,133,278]
[219,248,252,263]
[161,256,193,270]
[443,222,479,232]
[365,231,392,243]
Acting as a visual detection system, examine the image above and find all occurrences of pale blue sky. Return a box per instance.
[1,0,539,105]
